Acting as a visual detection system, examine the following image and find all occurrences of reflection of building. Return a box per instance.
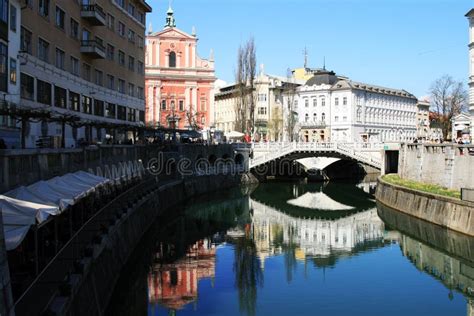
[400,234,474,312]
[251,199,384,268]
[145,6,215,129]
[148,239,216,310]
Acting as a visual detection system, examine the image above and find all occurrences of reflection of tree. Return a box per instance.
[233,235,263,316]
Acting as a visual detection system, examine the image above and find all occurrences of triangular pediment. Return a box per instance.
[149,27,195,40]
[453,112,472,121]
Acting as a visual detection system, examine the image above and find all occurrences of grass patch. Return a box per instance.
[382,174,461,199]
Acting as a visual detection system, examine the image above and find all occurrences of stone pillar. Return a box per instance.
[0,212,14,316]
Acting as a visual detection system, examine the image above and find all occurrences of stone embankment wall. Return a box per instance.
[398,143,474,190]
[376,177,474,236]
[0,144,241,193]
[55,174,240,316]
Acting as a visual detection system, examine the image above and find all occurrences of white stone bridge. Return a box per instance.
[249,142,383,170]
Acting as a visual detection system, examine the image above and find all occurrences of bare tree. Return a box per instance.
[185,105,200,130]
[267,105,283,141]
[234,37,257,135]
[430,75,468,140]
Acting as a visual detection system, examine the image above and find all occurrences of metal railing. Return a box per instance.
[80,39,106,53]
[81,4,106,20]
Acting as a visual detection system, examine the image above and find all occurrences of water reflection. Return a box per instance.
[107,182,474,316]
[378,203,474,315]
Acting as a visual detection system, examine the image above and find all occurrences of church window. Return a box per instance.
[169,51,176,67]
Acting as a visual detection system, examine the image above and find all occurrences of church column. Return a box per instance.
[185,87,190,112]
[156,42,160,67]
[192,45,196,68]
[147,85,154,124]
[155,86,161,125]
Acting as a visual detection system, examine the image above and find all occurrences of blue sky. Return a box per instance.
[146,0,472,98]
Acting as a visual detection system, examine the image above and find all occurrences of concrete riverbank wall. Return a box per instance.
[50,173,240,316]
[398,143,474,190]
[375,177,474,236]
[0,144,242,193]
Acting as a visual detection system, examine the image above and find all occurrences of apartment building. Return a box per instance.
[19,0,151,148]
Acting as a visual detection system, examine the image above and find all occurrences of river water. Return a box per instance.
[107,181,474,316]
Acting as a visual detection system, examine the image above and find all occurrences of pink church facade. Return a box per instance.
[145,7,216,130]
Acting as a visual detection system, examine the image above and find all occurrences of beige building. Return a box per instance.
[214,71,303,141]
[416,99,430,139]
[19,0,151,148]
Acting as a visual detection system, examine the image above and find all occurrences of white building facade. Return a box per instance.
[466,9,474,136]
[292,70,418,143]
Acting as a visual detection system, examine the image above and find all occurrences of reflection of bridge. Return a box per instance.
[250,142,382,170]
[250,199,385,267]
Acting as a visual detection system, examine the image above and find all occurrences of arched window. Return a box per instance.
[322,112,326,122]
[313,113,317,122]
[305,113,309,122]
[169,51,176,68]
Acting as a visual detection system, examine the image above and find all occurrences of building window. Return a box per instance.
[313,98,317,107]
[105,103,116,118]
[335,97,339,106]
[335,116,339,122]
[0,0,7,24]
[0,43,6,93]
[321,98,325,106]
[115,0,125,8]
[54,86,66,108]
[178,100,184,111]
[69,91,80,111]
[39,0,49,18]
[343,97,347,105]
[9,4,16,32]
[200,100,206,111]
[322,113,326,122]
[106,74,114,90]
[70,56,79,76]
[118,21,125,37]
[106,44,115,61]
[356,108,361,122]
[55,48,65,70]
[128,83,134,97]
[94,69,103,86]
[127,108,136,122]
[38,38,50,62]
[82,95,92,114]
[137,11,145,24]
[127,3,135,16]
[118,79,125,93]
[137,35,144,49]
[117,105,126,120]
[21,27,32,54]
[343,116,347,121]
[137,61,144,74]
[118,50,125,66]
[82,63,91,81]
[139,110,145,123]
[70,19,79,39]
[55,6,64,29]
[107,14,114,30]
[169,51,176,67]
[128,56,135,71]
[127,29,135,43]
[305,99,309,107]
[37,80,52,105]
[161,99,166,110]
[313,113,317,122]
[94,99,104,116]
[9,58,16,84]
[82,28,90,41]
[305,113,309,122]
[20,73,34,100]
[137,87,144,99]
[258,94,267,102]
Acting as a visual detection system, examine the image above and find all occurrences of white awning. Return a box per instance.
[0,195,58,250]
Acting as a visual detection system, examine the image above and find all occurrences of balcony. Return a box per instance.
[80,4,106,26]
[300,121,327,129]
[80,40,106,59]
